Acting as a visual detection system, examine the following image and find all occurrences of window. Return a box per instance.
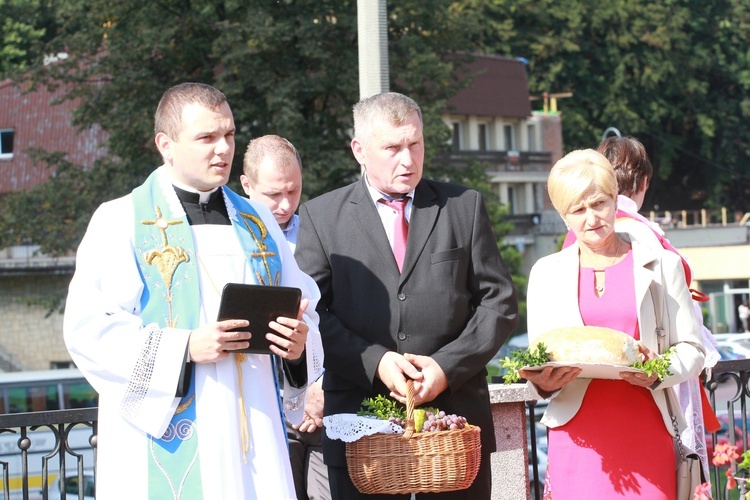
[62,381,98,409]
[527,124,537,151]
[0,129,13,159]
[452,122,462,151]
[478,123,488,151]
[503,124,515,150]
[51,361,74,369]
[6,384,59,412]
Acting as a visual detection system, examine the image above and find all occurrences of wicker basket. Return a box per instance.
[345,381,482,494]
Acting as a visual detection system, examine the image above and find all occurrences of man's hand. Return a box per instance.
[402,353,448,406]
[267,298,310,360]
[376,351,424,404]
[294,378,324,433]
[188,319,252,363]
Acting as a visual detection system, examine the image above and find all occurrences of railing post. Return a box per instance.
[488,383,539,500]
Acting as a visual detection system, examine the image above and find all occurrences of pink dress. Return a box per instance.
[544,250,676,499]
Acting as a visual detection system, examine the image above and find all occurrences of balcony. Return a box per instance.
[0,246,75,276]
[1,362,748,499]
[438,150,553,174]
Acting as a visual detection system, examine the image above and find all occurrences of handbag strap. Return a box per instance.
[650,275,688,464]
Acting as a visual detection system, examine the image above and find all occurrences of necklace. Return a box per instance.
[593,237,622,294]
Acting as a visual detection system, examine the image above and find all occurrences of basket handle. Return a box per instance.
[402,379,416,439]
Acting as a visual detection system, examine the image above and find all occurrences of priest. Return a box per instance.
[63,82,323,499]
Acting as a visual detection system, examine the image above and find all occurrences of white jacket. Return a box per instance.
[526,233,705,435]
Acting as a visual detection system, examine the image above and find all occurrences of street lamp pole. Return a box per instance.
[357,0,389,99]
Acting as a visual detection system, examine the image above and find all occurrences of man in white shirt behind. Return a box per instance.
[242,135,330,500]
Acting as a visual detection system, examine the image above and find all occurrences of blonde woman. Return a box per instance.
[522,149,705,499]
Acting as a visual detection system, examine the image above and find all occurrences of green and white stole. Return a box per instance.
[132,167,282,499]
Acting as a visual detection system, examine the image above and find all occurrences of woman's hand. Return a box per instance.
[519,365,582,397]
[620,342,659,387]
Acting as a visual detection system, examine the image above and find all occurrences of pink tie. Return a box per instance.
[381,198,409,272]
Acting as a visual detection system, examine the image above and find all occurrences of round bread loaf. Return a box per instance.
[530,326,641,366]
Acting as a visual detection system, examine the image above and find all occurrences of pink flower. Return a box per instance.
[726,468,737,490]
[693,482,711,500]
[713,443,740,466]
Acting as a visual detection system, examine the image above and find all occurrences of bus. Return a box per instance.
[0,369,98,499]
[0,368,98,414]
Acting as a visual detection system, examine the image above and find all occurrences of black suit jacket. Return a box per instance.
[295,177,518,466]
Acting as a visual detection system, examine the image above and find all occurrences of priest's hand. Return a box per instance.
[268,298,309,360]
[188,319,252,363]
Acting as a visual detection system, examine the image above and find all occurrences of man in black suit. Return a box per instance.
[295,92,518,499]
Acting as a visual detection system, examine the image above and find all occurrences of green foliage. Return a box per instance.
[477,0,750,212]
[357,394,406,421]
[0,0,59,79]
[0,0,486,255]
[501,342,551,384]
[0,149,111,255]
[3,0,748,261]
[631,346,674,381]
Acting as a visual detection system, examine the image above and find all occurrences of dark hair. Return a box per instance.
[596,136,653,198]
[154,83,228,139]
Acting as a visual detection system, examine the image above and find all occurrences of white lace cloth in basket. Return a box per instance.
[324,414,404,443]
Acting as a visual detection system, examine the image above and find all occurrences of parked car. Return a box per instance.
[715,341,745,361]
[712,333,750,344]
[706,411,746,458]
[47,470,95,500]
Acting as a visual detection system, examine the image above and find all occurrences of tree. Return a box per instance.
[476,0,750,212]
[0,0,59,79]
[1,0,513,253]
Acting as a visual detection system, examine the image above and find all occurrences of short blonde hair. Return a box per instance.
[547,149,618,215]
[243,135,302,186]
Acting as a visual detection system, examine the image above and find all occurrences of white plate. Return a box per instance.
[521,362,642,380]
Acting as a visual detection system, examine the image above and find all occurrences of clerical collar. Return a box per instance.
[172,185,230,225]
[170,179,220,203]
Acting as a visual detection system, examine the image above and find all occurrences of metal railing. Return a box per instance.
[524,359,750,500]
[3,361,750,500]
[705,358,750,499]
[0,408,97,500]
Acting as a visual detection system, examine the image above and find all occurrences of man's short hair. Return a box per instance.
[154,82,228,139]
[353,92,422,143]
[596,136,653,198]
[242,135,302,186]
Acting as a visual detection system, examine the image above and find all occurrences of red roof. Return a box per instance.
[447,54,531,119]
[0,78,108,194]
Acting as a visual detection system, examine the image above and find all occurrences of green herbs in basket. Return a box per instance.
[357,394,406,422]
[501,342,551,384]
[357,395,468,432]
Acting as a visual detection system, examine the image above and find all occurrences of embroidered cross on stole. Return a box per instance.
[132,167,282,499]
